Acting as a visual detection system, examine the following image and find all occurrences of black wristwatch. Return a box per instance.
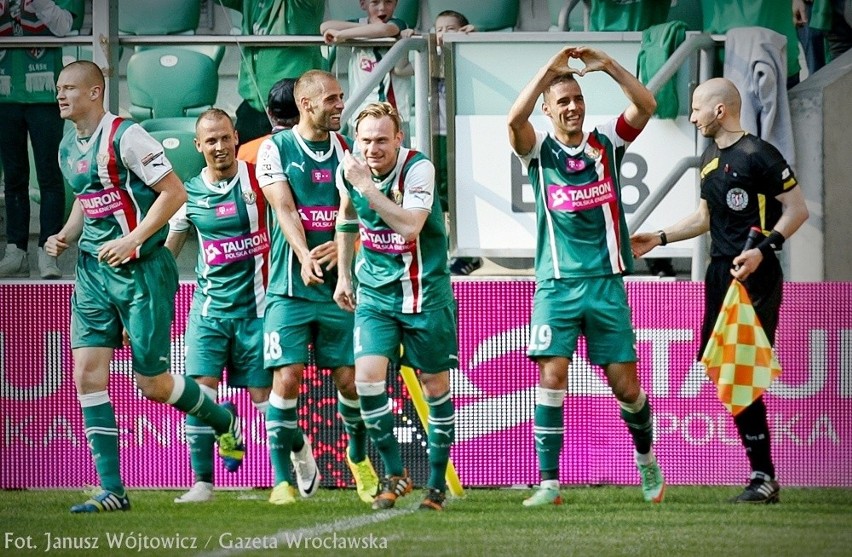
[657,230,668,246]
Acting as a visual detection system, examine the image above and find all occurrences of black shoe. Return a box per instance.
[731,478,780,504]
[449,257,483,276]
[418,488,446,511]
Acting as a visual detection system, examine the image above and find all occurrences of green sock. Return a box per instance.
[185,414,215,484]
[167,375,231,434]
[534,387,565,481]
[357,381,403,476]
[338,393,367,463]
[619,390,653,455]
[79,392,124,496]
[266,394,298,484]
[425,391,454,491]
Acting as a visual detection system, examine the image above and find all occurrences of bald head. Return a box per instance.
[693,77,741,117]
[295,70,339,110]
[60,60,106,91]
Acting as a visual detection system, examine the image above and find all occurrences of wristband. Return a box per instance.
[335,222,359,233]
[756,230,785,257]
[657,230,668,246]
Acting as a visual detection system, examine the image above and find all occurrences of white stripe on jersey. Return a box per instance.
[237,161,267,316]
[593,147,624,274]
[538,162,561,280]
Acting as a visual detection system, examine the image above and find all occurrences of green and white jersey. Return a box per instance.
[59,112,173,259]
[336,148,453,314]
[256,128,349,302]
[170,160,269,318]
[515,114,643,281]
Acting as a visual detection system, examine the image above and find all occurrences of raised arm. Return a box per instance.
[507,47,576,157]
[571,46,657,130]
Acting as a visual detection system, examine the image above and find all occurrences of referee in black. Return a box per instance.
[630,77,809,504]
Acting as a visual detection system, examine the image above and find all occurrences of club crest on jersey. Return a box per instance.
[726,187,749,211]
[390,183,403,205]
[75,160,89,174]
[584,145,601,160]
[242,190,256,205]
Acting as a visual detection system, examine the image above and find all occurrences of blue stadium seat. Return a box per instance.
[126,47,219,121]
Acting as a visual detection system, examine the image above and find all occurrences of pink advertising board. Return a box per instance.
[1,281,850,488]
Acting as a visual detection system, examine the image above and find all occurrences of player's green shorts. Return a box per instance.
[184,312,270,388]
[263,294,354,370]
[71,247,178,376]
[527,276,636,366]
[354,302,458,374]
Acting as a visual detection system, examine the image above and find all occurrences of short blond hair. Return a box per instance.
[354,102,401,134]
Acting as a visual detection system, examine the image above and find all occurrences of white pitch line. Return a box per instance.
[201,507,415,557]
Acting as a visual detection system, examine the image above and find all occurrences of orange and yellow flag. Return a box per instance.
[700,280,782,416]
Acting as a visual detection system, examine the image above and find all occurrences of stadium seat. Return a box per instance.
[427,0,519,31]
[126,47,219,121]
[118,0,200,35]
[134,44,225,69]
[139,117,199,134]
[547,0,588,31]
[325,0,419,29]
[148,129,205,184]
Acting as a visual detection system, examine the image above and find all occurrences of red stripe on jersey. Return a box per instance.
[106,118,141,260]
[587,133,625,273]
[615,113,643,143]
[245,161,269,289]
[408,244,422,312]
[335,133,350,152]
[399,150,423,311]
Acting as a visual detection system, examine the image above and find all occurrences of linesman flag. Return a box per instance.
[700,280,782,416]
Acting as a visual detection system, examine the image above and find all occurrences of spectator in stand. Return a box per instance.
[0,0,84,278]
[219,0,324,146]
[321,0,412,136]
[237,77,299,165]
[700,0,802,88]
[432,9,482,276]
[793,0,827,76]
[810,0,852,62]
